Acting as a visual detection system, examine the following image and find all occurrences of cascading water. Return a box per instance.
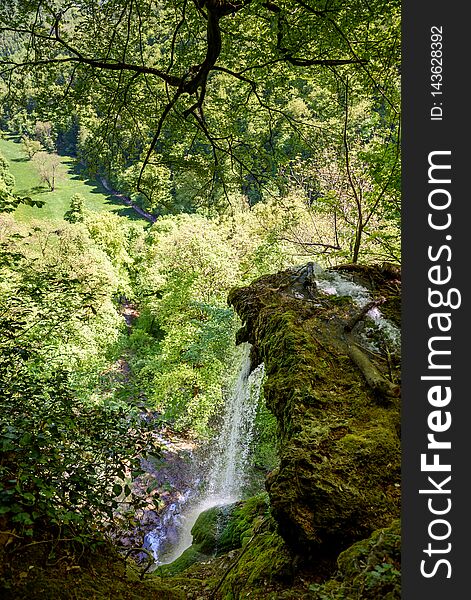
[145,343,264,566]
[206,350,264,505]
[314,266,401,351]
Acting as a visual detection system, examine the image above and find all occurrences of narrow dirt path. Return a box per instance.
[100,177,157,223]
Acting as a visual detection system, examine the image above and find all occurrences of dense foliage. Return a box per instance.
[1,0,400,261]
[0,0,400,567]
[0,203,291,538]
[0,216,153,537]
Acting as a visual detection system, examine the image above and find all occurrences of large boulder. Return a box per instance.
[228,263,401,556]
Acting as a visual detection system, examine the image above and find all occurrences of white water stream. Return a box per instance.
[314,267,401,351]
[145,344,264,566]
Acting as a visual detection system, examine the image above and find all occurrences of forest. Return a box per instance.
[0,1,401,598]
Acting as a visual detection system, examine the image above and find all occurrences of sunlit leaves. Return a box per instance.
[0,0,400,211]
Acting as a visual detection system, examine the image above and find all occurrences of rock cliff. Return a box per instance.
[228,263,401,558]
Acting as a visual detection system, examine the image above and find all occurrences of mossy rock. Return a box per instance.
[153,504,232,577]
[154,495,270,577]
[191,503,236,554]
[308,520,401,599]
[218,529,294,599]
[218,494,270,552]
[228,265,401,555]
[153,545,209,577]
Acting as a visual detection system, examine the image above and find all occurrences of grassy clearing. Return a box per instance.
[0,134,143,222]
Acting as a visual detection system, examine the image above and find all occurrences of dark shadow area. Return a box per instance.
[15,186,45,196]
[30,185,46,193]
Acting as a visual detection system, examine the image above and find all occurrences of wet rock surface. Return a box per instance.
[117,428,204,556]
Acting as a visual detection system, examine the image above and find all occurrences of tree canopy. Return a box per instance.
[1,0,400,205]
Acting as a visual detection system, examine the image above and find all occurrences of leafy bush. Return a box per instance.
[0,351,151,538]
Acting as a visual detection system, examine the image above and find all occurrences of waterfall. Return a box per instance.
[145,343,264,565]
[206,346,264,505]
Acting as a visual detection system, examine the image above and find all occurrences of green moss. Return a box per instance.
[154,495,271,578]
[219,528,294,599]
[177,494,295,598]
[267,416,400,550]
[228,269,401,555]
[309,520,401,599]
[153,545,209,577]
[336,426,400,482]
[218,494,270,552]
[191,504,234,554]
[153,504,234,577]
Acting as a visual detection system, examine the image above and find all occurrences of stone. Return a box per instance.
[228,263,401,556]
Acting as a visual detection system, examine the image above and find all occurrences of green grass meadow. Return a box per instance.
[0,135,143,222]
